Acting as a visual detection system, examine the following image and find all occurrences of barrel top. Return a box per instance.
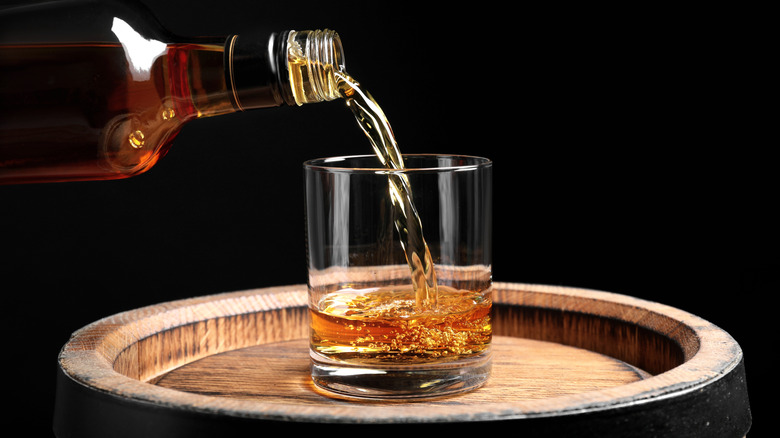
[54,282,751,437]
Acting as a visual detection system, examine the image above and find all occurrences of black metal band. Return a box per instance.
[225,30,295,110]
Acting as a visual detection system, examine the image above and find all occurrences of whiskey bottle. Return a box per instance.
[0,0,345,184]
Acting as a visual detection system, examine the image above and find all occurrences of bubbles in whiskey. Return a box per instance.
[310,285,492,364]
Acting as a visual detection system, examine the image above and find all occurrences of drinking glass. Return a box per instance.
[304,154,492,399]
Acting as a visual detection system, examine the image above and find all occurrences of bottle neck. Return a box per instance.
[225,29,345,110]
[286,29,345,105]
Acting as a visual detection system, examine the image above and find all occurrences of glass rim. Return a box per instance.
[303,154,492,173]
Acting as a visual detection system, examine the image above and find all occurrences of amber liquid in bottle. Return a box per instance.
[0,42,231,184]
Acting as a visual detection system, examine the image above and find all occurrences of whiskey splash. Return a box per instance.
[336,71,438,311]
[308,71,493,366]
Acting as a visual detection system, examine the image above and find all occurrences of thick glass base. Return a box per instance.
[310,350,492,400]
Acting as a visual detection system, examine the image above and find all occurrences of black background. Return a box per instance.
[1,0,772,435]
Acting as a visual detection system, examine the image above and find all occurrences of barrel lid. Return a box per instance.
[53,282,752,437]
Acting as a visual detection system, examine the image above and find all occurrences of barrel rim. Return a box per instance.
[56,282,746,424]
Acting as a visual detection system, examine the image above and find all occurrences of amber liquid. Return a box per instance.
[310,285,491,364]
[0,42,232,184]
[309,72,492,365]
[336,72,439,310]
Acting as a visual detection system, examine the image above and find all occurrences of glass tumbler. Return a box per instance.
[304,154,492,399]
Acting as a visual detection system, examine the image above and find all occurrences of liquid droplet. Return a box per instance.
[129,130,145,148]
[161,107,176,120]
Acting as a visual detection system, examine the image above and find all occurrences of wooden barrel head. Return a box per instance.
[53,282,751,437]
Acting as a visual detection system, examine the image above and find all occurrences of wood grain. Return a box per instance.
[154,336,649,404]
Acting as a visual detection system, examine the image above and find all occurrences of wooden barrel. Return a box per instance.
[53,282,751,437]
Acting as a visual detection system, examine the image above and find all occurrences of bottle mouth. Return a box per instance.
[287,29,345,105]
